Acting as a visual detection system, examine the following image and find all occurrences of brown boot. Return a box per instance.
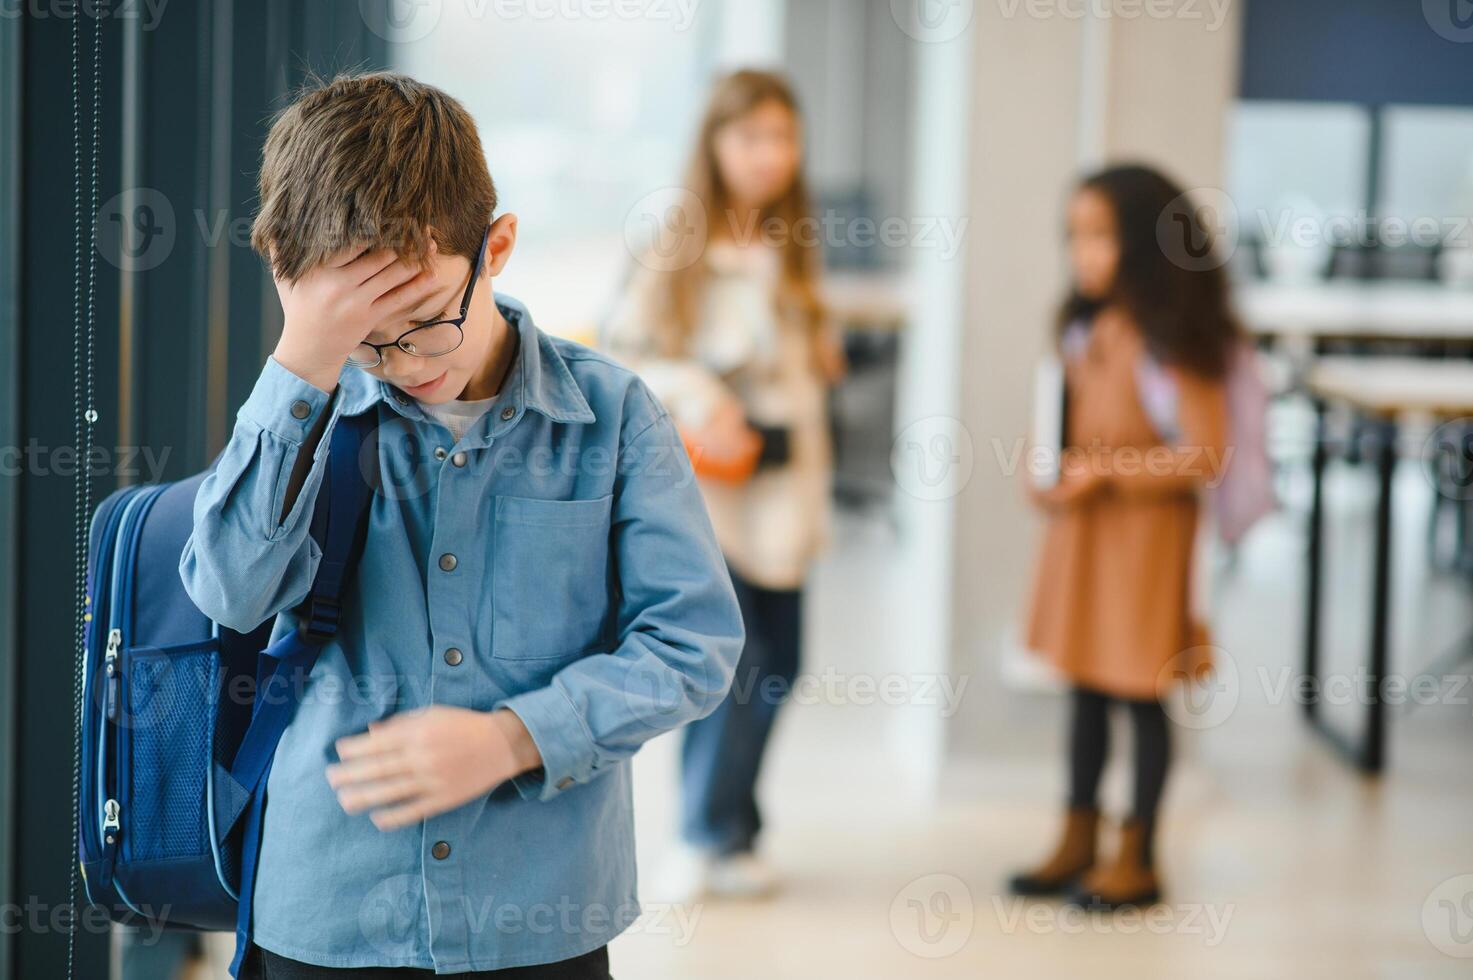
[1007,806,1099,896]
[1067,817,1162,910]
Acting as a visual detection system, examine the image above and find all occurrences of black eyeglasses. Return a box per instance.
[347,225,491,368]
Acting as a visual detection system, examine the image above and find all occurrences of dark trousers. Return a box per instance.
[679,566,802,855]
[244,944,610,980]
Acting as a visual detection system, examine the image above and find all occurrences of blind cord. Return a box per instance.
[68,2,101,977]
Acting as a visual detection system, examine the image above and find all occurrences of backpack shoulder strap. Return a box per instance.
[291,410,377,644]
[224,408,377,801]
[224,407,378,978]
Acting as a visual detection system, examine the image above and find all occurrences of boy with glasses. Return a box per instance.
[180,71,743,979]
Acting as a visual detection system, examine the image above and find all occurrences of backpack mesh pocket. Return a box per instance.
[123,643,221,863]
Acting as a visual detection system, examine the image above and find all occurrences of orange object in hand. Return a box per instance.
[680,424,763,484]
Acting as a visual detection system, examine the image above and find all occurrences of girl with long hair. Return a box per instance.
[604,68,844,899]
[1010,164,1236,909]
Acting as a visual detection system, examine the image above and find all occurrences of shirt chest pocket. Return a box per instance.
[492,493,615,661]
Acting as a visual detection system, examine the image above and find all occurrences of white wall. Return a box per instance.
[887,3,976,797]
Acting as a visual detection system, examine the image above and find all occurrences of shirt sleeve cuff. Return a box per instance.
[496,682,599,803]
[238,355,337,444]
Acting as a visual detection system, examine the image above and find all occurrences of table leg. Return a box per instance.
[1302,402,1391,775]
[1303,399,1326,723]
[1362,416,1395,773]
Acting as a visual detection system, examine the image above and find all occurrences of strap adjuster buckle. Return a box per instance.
[299,594,342,643]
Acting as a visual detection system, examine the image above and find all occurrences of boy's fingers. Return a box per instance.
[363,253,433,306]
[334,774,420,814]
[370,798,436,831]
[334,725,406,760]
[343,246,401,283]
[326,751,410,788]
[374,267,449,321]
[325,241,376,269]
[347,236,434,283]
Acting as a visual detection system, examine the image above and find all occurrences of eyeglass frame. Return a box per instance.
[347,224,492,368]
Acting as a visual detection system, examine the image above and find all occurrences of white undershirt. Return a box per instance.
[417,394,498,443]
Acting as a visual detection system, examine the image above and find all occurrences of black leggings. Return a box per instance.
[1067,686,1171,863]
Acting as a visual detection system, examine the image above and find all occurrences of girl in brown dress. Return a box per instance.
[1008,165,1236,910]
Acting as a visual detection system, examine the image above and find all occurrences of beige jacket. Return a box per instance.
[604,242,833,590]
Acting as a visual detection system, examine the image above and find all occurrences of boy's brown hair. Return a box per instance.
[251,71,497,283]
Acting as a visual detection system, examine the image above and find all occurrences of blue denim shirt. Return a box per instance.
[179,296,743,972]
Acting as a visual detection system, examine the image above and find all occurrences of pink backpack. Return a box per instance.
[1134,342,1277,545]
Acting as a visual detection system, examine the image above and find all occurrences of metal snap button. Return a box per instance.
[443,647,463,666]
[500,406,515,421]
[434,447,448,461]
[438,553,458,572]
[431,841,451,860]
[451,452,467,467]
[394,392,409,405]
[290,400,311,420]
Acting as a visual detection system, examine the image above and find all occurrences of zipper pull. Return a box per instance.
[100,799,121,888]
[104,629,121,721]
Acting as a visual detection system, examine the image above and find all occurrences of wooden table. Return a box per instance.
[1302,357,1473,773]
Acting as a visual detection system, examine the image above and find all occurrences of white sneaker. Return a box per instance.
[708,852,778,899]
[652,843,716,904]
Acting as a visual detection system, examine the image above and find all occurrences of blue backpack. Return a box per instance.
[77,409,377,974]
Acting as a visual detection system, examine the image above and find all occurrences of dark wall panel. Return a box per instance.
[1241,0,1473,106]
[7,4,386,977]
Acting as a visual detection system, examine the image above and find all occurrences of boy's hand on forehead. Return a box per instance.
[269,236,443,393]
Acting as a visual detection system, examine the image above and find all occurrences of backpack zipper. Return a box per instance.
[77,487,137,905]
[93,483,162,903]
[104,628,120,720]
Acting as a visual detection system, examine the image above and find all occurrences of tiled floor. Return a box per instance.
[613,458,1473,979]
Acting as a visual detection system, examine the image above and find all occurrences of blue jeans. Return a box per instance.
[679,568,802,855]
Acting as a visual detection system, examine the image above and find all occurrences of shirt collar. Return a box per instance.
[334,294,597,434]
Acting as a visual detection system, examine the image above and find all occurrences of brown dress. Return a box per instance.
[1025,310,1228,701]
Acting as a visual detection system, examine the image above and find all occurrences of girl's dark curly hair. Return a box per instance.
[1058,164,1241,379]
